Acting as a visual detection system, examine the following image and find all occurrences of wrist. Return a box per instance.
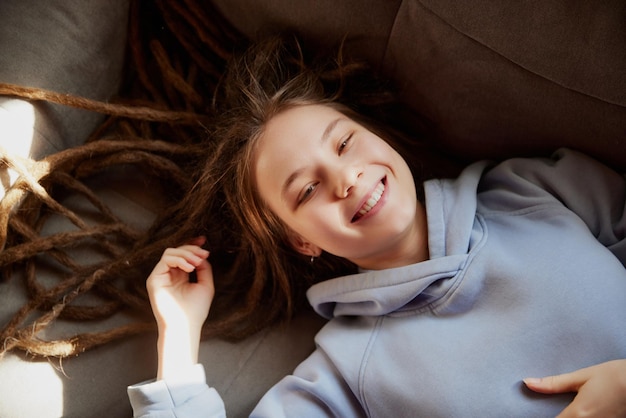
[156,323,202,380]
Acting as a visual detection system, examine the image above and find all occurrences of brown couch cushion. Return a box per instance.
[384,0,626,166]
[212,0,626,168]
[211,0,402,68]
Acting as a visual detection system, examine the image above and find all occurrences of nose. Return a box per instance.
[333,163,361,198]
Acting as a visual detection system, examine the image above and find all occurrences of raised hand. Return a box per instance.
[146,237,214,380]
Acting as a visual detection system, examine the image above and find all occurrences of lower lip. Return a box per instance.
[355,179,387,223]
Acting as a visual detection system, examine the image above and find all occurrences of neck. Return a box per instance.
[353,201,429,271]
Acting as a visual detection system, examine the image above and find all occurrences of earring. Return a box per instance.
[310,256,315,263]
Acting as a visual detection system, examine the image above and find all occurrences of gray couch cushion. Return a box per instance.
[0,0,129,160]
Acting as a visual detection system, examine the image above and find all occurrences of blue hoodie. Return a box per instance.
[129,149,626,417]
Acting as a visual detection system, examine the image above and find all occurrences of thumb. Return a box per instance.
[524,369,589,394]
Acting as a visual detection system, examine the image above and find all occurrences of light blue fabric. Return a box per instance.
[129,149,626,417]
[128,364,226,418]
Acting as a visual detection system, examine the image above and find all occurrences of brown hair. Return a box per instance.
[0,0,241,357]
[0,1,458,358]
[153,36,420,338]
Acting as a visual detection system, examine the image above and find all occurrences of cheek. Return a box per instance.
[284,207,332,244]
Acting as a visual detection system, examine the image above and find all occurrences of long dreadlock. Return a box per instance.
[0,0,243,358]
[0,0,456,359]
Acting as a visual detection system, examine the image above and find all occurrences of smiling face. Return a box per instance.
[254,104,429,270]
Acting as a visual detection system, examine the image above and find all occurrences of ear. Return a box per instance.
[287,231,322,257]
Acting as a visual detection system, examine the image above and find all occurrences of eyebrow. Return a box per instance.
[321,117,342,145]
[281,117,344,200]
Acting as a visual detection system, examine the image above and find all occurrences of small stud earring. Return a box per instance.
[310,256,315,263]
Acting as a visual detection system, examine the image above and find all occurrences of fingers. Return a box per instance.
[524,368,590,394]
[162,246,210,272]
[148,241,211,283]
[524,361,626,418]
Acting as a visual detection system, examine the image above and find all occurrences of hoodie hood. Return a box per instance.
[307,161,490,319]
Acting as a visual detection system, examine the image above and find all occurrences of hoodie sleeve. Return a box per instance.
[127,364,226,418]
[479,148,626,264]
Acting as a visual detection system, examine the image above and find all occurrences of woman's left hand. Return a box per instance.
[524,359,626,418]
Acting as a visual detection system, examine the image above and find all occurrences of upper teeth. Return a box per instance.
[358,181,385,216]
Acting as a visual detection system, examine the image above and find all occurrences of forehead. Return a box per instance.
[266,104,342,139]
[253,104,344,195]
[256,104,343,161]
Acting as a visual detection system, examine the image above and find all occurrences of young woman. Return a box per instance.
[128,38,626,417]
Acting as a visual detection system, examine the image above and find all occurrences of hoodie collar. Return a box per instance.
[307,161,490,319]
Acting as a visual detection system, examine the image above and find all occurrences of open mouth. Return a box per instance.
[351,178,386,223]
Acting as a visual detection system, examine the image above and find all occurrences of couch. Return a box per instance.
[0,1,624,417]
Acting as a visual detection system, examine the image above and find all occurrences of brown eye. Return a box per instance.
[338,133,353,154]
[299,183,317,205]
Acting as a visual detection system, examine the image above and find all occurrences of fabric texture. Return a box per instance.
[382,0,626,165]
[126,149,626,416]
[212,0,626,168]
[0,0,129,159]
[128,364,226,418]
[210,0,402,68]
